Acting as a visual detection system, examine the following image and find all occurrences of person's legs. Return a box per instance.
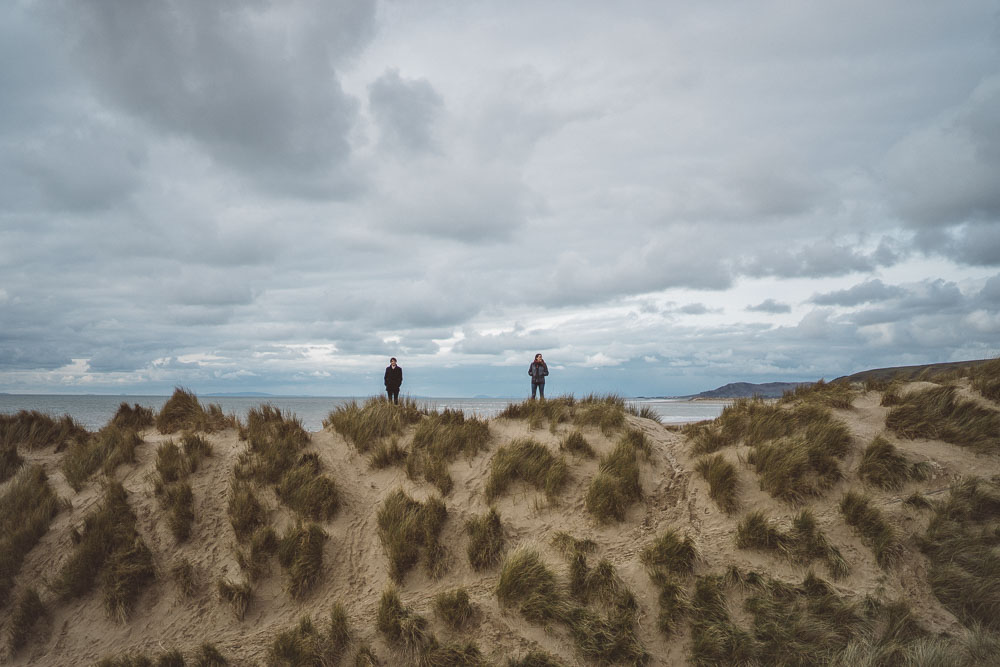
[538,383,545,399]
[531,382,538,399]
[390,388,400,404]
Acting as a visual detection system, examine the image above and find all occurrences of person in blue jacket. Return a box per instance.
[528,353,549,399]
[384,357,402,404]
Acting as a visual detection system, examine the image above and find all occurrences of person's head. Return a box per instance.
[534,353,543,362]
[389,357,397,366]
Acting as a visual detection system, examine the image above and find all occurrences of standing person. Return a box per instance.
[528,353,549,399]
[384,357,402,404]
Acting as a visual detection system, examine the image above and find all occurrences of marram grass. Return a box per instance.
[484,438,568,502]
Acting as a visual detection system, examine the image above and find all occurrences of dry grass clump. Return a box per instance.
[626,403,661,423]
[375,586,439,661]
[857,435,930,490]
[275,453,340,521]
[269,603,353,666]
[181,432,213,472]
[195,643,229,666]
[0,409,88,450]
[7,587,47,654]
[506,650,566,666]
[500,394,629,435]
[840,491,903,569]
[370,439,407,469]
[466,508,505,571]
[495,548,569,624]
[407,409,490,495]
[324,396,424,451]
[917,477,1000,631]
[62,424,143,491]
[484,439,569,502]
[969,357,1000,403]
[227,479,266,542]
[171,559,198,598]
[95,650,187,667]
[54,481,155,622]
[217,578,253,620]
[640,529,698,577]
[153,442,196,541]
[235,526,278,582]
[157,387,235,434]
[277,522,327,598]
[574,394,629,435]
[433,587,479,631]
[499,396,577,429]
[736,509,849,579]
[559,429,594,457]
[879,380,904,407]
[376,489,448,582]
[0,443,23,483]
[780,379,855,409]
[584,429,650,522]
[111,402,154,430]
[886,384,1000,453]
[694,453,740,514]
[0,465,60,605]
[550,532,597,557]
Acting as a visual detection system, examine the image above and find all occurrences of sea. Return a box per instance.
[0,394,728,432]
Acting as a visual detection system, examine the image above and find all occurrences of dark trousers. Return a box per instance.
[531,382,545,399]
[386,388,399,404]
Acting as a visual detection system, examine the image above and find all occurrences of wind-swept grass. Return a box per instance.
[574,394,628,435]
[53,481,155,622]
[640,529,697,577]
[275,453,340,521]
[111,403,154,431]
[559,429,594,458]
[736,509,848,579]
[506,650,566,667]
[0,444,23,483]
[376,586,437,660]
[376,489,448,582]
[857,435,930,489]
[886,384,1000,453]
[62,424,143,491]
[0,466,61,605]
[407,409,490,495]
[161,481,194,542]
[0,410,88,451]
[695,453,740,514]
[157,387,235,434]
[171,558,198,598]
[500,394,630,435]
[880,381,904,407]
[495,548,568,624]
[324,396,424,451]
[277,522,327,599]
[840,491,903,569]
[917,477,1000,630]
[218,578,253,621]
[627,403,661,423]
[235,526,277,582]
[196,643,229,666]
[181,432,212,472]
[970,357,1000,403]
[484,439,568,502]
[434,588,479,631]
[7,587,46,654]
[370,439,408,469]
[585,428,650,522]
[227,479,266,542]
[780,379,855,409]
[270,604,353,666]
[466,507,505,571]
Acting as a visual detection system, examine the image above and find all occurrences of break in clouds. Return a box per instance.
[1,0,999,397]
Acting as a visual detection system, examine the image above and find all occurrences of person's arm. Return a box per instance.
[543,363,549,377]
[384,368,390,386]
[399,368,403,385]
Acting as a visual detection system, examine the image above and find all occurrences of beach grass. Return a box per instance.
[0,409,88,451]
[277,522,327,598]
[0,465,60,605]
[270,606,353,666]
[275,453,340,521]
[584,428,649,522]
[433,587,479,631]
[171,558,198,598]
[559,429,595,457]
[465,507,505,571]
[236,526,277,581]
[324,396,424,451]
[156,387,235,434]
[7,587,46,654]
[111,402,154,431]
[969,357,1000,403]
[369,439,408,469]
[500,394,630,435]
[376,489,448,582]
[640,529,698,577]
[779,379,855,409]
[217,578,253,620]
[407,408,490,495]
[886,384,1000,453]
[180,432,212,472]
[484,438,569,502]
[857,435,930,489]
[505,650,567,666]
[62,424,143,491]
[736,509,848,579]
[376,586,437,659]
[840,490,903,569]
[227,479,266,542]
[695,453,740,514]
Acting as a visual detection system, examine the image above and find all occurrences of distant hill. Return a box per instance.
[834,358,994,384]
[691,381,813,399]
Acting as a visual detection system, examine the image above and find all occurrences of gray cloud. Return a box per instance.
[369,69,444,154]
[811,279,905,306]
[747,299,792,314]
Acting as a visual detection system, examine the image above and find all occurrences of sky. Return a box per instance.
[1,0,999,398]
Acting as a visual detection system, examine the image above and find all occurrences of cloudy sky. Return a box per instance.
[1,0,999,398]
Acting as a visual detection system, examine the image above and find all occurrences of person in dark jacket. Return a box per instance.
[384,357,402,404]
[528,353,549,399]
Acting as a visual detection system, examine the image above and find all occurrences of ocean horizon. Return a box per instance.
[0,393,727,432]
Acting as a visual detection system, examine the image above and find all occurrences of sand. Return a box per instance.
[3,382,999,665]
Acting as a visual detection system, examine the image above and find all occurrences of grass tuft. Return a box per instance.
[172,559,198,598]
[0,444,24,483]
[466,507,505,571]
[780,379,855,409]
[505,650,566,666]
[434,587,479,631]
[559,429,595,457]
[484,439,569,503]
[0,465,61,605]
[111,403,154,430]
[369,439,408,469]
[53,481,155,622]
[501,394,630,435]
[736,509,848,579]
[376,586,438,659]
[324,396,424,451]
[181,433,213,472]
[218,578,253,620]
[227,479,266,542]
[195,643,228,666]
[584,429,650,522]
[62,424,143,491]
[969,357,1000,403]
[840,491,903,569]
[277,522,327,599]
[495,548,568,624]
[857,434,927,490]
[0,410,88,451]
[641,529,698,577]
[275,453,340,521]
[406,409,490,495]
[376,489,448,582]
[270,605,353,666]
[886,384,1000,453]
[7,587,46,654]
[694,453,740,513]
[157,387,235,434]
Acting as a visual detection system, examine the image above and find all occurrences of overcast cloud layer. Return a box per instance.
[2,0,999,398]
